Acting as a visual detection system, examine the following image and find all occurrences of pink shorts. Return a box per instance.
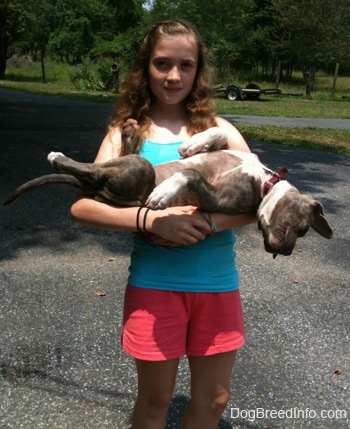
[121,284,245,361]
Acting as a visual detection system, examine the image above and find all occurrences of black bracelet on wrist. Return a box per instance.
[143,208,151,232]
[136,206,144,233]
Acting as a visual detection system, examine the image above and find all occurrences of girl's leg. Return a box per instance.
[181,351,237,429]
[132,357,180,429]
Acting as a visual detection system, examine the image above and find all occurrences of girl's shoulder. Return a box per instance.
[215,116,251,152]
[215,115,235,129]
[95,127,122,162]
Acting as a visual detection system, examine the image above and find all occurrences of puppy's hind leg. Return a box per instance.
[48,152,93,172]
[48,152,66,166]
[48,152,102,184]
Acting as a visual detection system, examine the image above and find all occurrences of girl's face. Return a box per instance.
[148,34,198,107]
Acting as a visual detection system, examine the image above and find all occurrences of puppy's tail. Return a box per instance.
[3,174,84,205]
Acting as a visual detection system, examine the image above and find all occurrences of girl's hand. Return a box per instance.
[146,206,211,246]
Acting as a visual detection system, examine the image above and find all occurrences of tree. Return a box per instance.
[0,0,36,78]
[106,0,144,34]
[240,0,277,79]
[21,0,56,83]
[47,0,146,64]
[47,0,98,64]
[147,0,253,80]
[2,0,348,85]
[270,0,350,81]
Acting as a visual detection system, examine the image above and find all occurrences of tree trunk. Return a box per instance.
[40,51,47,83]
[304,72,312,99]
[331,63,339,100]
[0,53,7,79]
[275,60,282,88]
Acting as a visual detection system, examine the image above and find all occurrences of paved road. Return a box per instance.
[1,87,350,131]
[1,89,349,429]
[223,114,350,129]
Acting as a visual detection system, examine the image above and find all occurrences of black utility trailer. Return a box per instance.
[215,82,281,101]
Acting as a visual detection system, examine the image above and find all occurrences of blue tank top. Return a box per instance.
[127,139,239,292]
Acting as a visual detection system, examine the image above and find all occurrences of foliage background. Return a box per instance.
[1,0,349,89]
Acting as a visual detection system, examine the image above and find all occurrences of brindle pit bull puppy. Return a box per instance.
[3,120,332,257]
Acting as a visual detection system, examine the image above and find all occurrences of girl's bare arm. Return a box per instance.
[71,122,255,245]
[70,129,211,245]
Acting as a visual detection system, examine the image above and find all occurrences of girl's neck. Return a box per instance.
[149,102,188,142]
[151,100,187,120]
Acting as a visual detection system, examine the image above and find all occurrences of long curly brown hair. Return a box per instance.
[110,19,217,153]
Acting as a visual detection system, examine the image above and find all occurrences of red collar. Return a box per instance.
[263,168,288,195]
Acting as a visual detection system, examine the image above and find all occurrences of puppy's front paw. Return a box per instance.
[48,152,65,164]
[178,127,228,157]
[121,119,140,155]
[179,139,208,158]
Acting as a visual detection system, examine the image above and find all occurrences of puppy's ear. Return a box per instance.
[311,201,333,238]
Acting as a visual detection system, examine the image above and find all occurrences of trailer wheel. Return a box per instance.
[226,85,241,101]
[245,83,261,100]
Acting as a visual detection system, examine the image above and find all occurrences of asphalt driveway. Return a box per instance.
[0,88,349,429]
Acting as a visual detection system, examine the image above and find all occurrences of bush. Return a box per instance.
[69,58,119,91]
[97,59,119,91]
[69,59,104,91]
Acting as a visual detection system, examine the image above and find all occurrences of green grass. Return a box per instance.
[0,79,116,103]
[237,125,350,155]
[213,95,350,119]
[4,58,71,83]
[1,59,350,154]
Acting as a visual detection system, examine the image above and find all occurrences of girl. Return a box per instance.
[71,19,255,429]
